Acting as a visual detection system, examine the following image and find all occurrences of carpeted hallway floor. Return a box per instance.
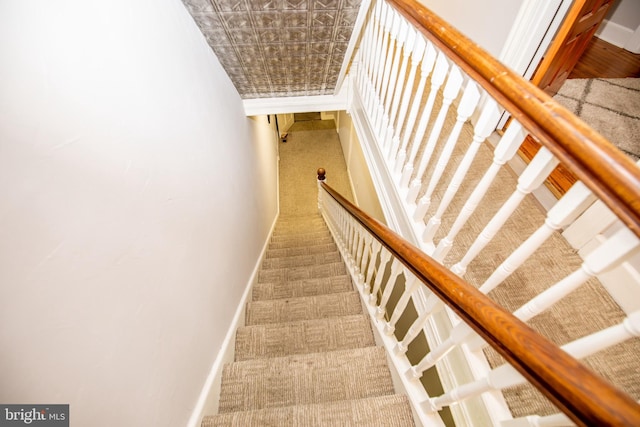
[278,118,354,216]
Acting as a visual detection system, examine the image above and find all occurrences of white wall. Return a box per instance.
[0,1,278,426]
[337,111,386,223]
[598,0,640,52]
[419,0,525,57]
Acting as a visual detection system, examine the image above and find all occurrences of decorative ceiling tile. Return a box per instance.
[183,0,215,13]
[182,0,363,99]
[282,28,308,42]
[312,11,337,26]
[283,0,308,11]
[312,0,339,10]
[282,11,309,28]
[228,28,257,44]
[337,9,359,26]
[311,26,333,41]
[252,11,282,27]
[214,0,247,12]
[342,0,362,9]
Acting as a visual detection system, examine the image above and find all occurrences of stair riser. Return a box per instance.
[261,252,342,270]
[258,262,347,283]
[251,275,354,301]
[265,243,338,259]
[245,292,362,325]
[203,395,415,426]
[234,315,375,361]
[219,348,394,413]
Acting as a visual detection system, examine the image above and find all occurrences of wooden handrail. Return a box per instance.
[319,176,640,426]
[386,0,640,239]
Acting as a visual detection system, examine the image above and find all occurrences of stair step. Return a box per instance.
[246,291,362,325]
[261,251,342,270]
[269,229,333,244]
[273,217,327,234]
[268,235,335,249]
[219,347,394,413]
[202,394,415,426]
[235,314,375,361]
[252,275,354,301]
[258,262,347,284]
[265,242,338,259]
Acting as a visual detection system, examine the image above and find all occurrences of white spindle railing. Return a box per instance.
[334,0,640,425]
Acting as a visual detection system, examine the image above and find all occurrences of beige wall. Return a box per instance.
[337,111,386,224]
[0,0,278,425]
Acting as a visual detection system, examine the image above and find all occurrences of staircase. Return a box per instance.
[203,214,415,426]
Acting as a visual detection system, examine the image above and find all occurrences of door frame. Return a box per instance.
[497,0,574,128]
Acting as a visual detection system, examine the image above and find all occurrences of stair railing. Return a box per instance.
[317,169,640,427]
[337,0,640,425]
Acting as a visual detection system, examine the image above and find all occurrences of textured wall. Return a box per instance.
[0,0,278,425]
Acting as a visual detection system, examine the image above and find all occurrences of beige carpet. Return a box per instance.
[278,119,354,216]
[554,78,640,160]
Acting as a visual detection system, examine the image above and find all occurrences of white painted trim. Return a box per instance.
[187,213,279,427]
[596,18,636,49]
[243,91,348,116]
[496,0,572,128]
[624,24,640,53]
[334,0,372,94]
[498,0,567,78]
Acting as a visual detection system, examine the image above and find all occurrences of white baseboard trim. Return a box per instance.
[596,19,635,49]
[187,213,280,427]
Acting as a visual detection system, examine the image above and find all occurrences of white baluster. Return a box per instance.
[427,310,640,412]
[451,146,559,276]
[374,10,399,136]
[394,295,443,355]
[386,23,415,160]
[423,100,500,251]
[401,52,450,191]
[479,181,596,294]
[394,41,435,175]
[376,258,404,319]
[366,1,386,113]
[412,73,477,222]
[371,3,394,127]
[513,227,640,323]
[363,240,382,295]
[370,247,392,305]
[385,275,421,335]
[432,122,525,261]
[408,321,475,379]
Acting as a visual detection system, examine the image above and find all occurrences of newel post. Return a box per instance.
[317,168,326,210]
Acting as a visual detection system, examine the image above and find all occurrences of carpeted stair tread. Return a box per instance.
[218,347,394,412]
[261,250,342,269]
[252,275,354,301]
[258,262,347,283]
[234,314,375,361]
[245,291,362,325]
[203,394,414,426]
[265,242,338,259]
[267,234,335,249]
[269,228,332,242]
[272,218,328,234]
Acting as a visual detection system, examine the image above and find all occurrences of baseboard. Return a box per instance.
[596,19,635,49]
[186,213,279,427]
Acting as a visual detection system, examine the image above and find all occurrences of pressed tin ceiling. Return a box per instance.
[182,0,363,99]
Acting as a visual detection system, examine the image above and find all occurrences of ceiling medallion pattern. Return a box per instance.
[182,0,362,98]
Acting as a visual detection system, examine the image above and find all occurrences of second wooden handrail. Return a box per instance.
[386,0,640,239]
[319,175,640,426]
